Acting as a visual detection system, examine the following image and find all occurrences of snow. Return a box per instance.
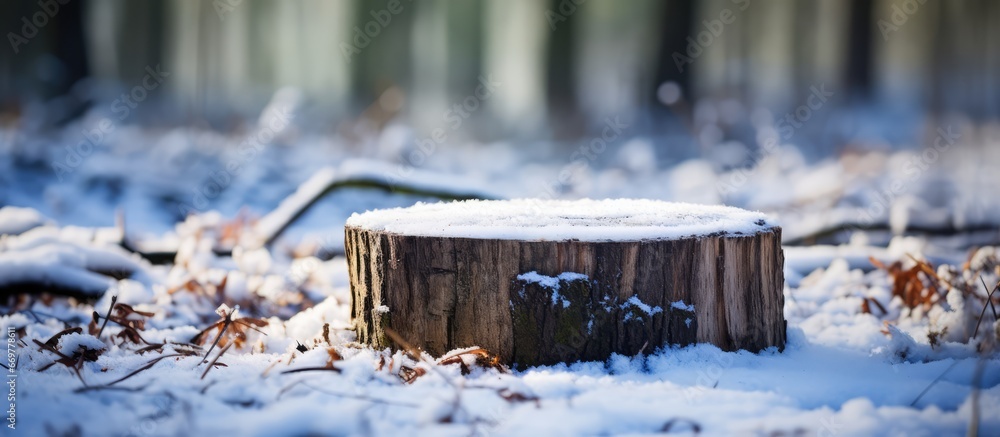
[0,225,154,291]
[0,206,51,235]
[348,199,774,241]
[670,300,695,312]
[516,271,588,289]
[246,166,338,248]
[1,112,999,435]
[247,159,500,248]
[622,295,663,316]
[0,245,117,295]
[3,201,997,435]
[2,227,997,437]
[516,271,589,307]
[56,332,106,356]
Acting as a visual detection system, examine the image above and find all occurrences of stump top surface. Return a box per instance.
[346,199,775,241]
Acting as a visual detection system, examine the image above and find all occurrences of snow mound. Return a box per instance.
[0,206,51,235]
[347,199,775,241]
[56,333,106,356]
[0,245,116,295]
[0,225,154,296]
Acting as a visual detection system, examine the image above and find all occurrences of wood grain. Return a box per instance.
[347,227,785,367]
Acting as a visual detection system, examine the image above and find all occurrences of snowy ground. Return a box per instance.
[1,107,1000,435]
[3,212,999,436]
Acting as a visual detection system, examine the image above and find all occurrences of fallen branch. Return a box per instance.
[119,163,500,264]
[973,277,999,340]
[197,306,237,366]
[74,384,148,393]
[910,360,961,406]
[384,327,458,389]
[784,221,1000,247]
[280,366,341,374]
[0,282,107,301]
[201,343,232,380]
[660,417,702,434]
[96,295,118,339]
[119,238,184,265]
[247,163,501,249]
[78,353,191,391]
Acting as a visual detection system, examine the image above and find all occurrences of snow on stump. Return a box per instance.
[345,199,785,367]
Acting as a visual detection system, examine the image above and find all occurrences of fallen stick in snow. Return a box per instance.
[0,222,154,299]
[783,221,1000,246]
[0,253,118,300]
[347,199,787,367]
[0,282,109,300]
[120,160,500,263]
[244,159,501,249]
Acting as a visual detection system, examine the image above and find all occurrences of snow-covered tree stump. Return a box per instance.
[346,199,785,367]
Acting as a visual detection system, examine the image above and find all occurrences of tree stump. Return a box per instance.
[346,199,785,367]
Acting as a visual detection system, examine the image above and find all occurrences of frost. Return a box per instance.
[670,300,695,312]
[2,124,998,436]
[621,295,663,315]
[57,333,106,356]
[621,295,663,321]
[517,271,588,308]
[348,199,773,242]
[216,303,238,318]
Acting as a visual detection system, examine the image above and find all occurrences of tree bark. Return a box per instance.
[347,226,785,368]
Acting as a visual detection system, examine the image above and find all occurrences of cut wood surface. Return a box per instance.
[346,199,785,367]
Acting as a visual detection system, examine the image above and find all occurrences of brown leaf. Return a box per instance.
[400,366,427,384]
[437,347,509,375]
[191,313,268,351]
[869,256,888,271]
[326,348,342,367]
[115,303,155,319]
[43,327,83,349]
[498,388,539,405]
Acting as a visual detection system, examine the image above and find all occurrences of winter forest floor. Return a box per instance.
[1,111,1000,436]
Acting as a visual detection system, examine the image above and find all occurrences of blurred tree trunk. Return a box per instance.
[652,0,694,99]
[872,0,935,115]
[3,0,1000,130]
[844,0,873,101]
[544,0,581,138]
[409,0,451,135]
[483,0,548,135]
[574,0,662,125]
[350,0,413,110]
